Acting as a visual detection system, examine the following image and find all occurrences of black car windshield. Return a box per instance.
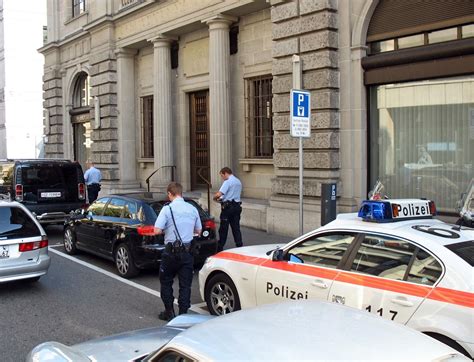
[445,241,474,266]
[149,200,207,220]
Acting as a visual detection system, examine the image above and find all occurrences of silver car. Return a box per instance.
[0,200,50,282]
[27,300,468,361]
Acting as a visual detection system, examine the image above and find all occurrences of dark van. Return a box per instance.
[0,159,86,224]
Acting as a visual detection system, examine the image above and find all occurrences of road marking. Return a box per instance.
[49,247,208,314]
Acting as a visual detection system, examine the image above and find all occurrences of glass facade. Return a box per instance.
[369,76,474,212]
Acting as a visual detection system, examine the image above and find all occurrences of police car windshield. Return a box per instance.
[445,241,474,266]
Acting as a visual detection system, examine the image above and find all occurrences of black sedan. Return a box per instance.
[63,192,218,278]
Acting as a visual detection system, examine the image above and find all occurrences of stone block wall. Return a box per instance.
[43,67,64,158]
[268,0,340,235]
[89,50,119,182]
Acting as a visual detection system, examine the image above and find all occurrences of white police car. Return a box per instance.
[199,199,473,358]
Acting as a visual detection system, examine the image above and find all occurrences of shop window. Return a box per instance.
[369,76,474,213]
[428,28,458,44]
[245,76,273,158]
[397,34,425,49]
[72,0,86,18]
[141,96,154,159]
[462,24,474,38]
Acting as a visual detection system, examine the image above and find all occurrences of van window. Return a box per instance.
[0,206,40,239]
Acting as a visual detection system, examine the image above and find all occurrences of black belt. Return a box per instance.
[88,183,100,186]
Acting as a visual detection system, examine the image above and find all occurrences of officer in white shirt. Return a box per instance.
[154,182,202,321]
[213,167,243,252]
[84,161,102,203]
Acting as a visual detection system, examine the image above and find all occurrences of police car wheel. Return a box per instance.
[64,227,78,255]
[205,273,241,316]
[115,244,139,278]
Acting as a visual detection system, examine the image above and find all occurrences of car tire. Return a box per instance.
[114,243,138,278]
[64,227,78,255]
[205,273,241,316]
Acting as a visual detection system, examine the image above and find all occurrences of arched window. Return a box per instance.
[73,73,91,108]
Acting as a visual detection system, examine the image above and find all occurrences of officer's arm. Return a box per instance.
[213,191,223,201]
[153,207,168,235]
[194,210,202,235]
[214,180,228,200]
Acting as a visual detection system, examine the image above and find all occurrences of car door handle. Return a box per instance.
[391,297,414,307]
[311,280,328,289]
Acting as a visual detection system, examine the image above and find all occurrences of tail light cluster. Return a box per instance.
[15,184,23,202]
[137,225,156,236]
[204,220,216,230]
[19,236,48,252]
[78,183,86,200]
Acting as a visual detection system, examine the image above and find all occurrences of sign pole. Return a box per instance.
[292,55,304,235]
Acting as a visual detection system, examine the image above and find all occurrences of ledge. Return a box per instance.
[239,158,274,172]
[138,158,153,168]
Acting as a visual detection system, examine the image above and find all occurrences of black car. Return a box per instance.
[63,193,218,278]
[0,159,86,224]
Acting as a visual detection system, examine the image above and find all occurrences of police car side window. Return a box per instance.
[288,233,356,269]
[350,235,416,281]
[406,249,442,286]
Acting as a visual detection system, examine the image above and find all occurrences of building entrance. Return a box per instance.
[189,91,210,189]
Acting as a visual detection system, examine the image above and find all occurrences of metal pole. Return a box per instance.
[293,54,303,235]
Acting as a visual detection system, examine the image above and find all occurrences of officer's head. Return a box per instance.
[166,182,183,201]
[219,167,232,180]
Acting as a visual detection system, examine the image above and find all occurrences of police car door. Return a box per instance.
[328,233,441,324]
[255,232,357,305]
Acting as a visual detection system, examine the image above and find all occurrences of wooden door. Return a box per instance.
[189,91,210,189]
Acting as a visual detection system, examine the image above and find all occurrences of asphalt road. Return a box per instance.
[0,224,291,361]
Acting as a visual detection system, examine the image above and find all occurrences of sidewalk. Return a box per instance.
[219,225,292,251]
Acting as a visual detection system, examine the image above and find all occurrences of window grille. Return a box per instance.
[141,96,154,158]
[245,76,273,158]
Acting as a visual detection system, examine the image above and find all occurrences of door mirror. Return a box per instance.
[272,248,284,261]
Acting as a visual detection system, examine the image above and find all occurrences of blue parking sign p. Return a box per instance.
[292,90,309,118]
[290,89,311,138]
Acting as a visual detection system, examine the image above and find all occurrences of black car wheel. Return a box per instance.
[205,273,241,316]
[115,243,138,278]
[64,227,78,255]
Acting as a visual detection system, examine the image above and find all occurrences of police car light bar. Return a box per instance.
[358,199,436,222]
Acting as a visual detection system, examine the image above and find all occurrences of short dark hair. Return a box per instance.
[167,182,183,196]
[219,167,232,175]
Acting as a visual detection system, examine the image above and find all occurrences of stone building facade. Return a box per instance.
[40,0,474,236]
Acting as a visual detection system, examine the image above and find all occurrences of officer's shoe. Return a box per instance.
[158,308,175,321]
[235,243,243,247]
[179,309,188,315]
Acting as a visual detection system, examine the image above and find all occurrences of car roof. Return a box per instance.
[320,213,474,247]
[165,300,460,360]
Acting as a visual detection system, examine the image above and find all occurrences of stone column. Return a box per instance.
[204,15,237,187]
[115,48,140,189]
[150,35,174,187]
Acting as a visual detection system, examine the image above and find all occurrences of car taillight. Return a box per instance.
[78,183,86,200]
[428,200,437,215]
[15,184,23,202]
[204,220,216,230]
[19,237,48,252]
[137,225,156,236]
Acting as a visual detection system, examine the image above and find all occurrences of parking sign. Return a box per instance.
[290,89,311,138]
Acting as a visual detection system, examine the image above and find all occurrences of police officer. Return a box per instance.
[84,160,101,204]
[213,167,243,252]
[154,182,202,321]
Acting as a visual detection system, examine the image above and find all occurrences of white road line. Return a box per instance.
[48,247,208,314]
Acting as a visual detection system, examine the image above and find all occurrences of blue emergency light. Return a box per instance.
[358,199,436,223]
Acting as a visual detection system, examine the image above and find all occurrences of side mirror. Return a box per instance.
[272,249,284,261]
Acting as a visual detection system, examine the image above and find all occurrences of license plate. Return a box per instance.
[0,245,9,259]
[41,192,61,198]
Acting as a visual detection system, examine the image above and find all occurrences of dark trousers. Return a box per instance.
[159,251,194,314]
[87,184,100,204]
[218,203,242,250]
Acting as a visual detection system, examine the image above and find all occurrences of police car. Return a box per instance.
[199,199,473,357]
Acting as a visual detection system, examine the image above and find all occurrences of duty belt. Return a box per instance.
[165,241,193,254]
